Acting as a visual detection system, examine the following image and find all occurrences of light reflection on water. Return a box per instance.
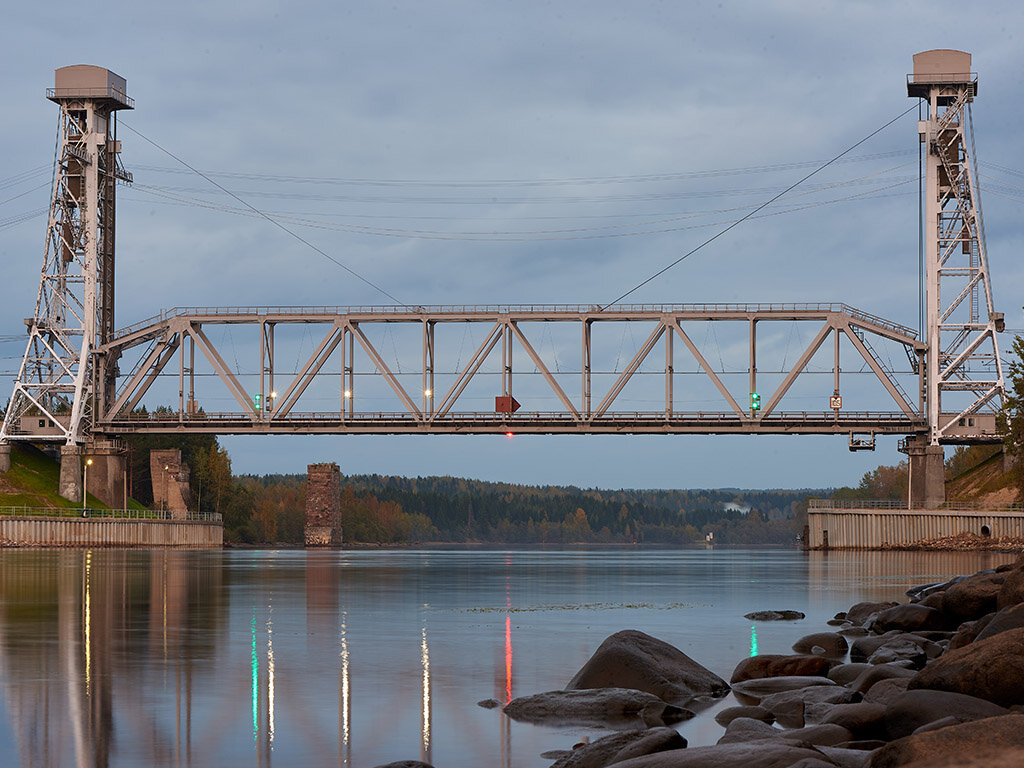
[0,547,1016,767]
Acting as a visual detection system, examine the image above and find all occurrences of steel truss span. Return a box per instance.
[85,303,935,439]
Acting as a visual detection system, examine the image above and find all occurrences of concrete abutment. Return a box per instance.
[305,462,342,546]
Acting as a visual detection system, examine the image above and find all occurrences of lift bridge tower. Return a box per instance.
[0,66,133,502]
[904,50,1007,506]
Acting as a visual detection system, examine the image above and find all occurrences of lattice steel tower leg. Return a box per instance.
[908,50,1005,447]
[0,67,132,472]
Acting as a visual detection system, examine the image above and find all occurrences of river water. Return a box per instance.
[0,547,1016,767]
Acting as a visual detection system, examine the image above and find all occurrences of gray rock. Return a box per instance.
[827,663,873,686]
[844,601,898,626]
[373,762,434,768]
[503,688,690,727]
[730,676,837,702]
[606,741,837,768]
[714,705,774,726]
[477,698,501,709]
[792,632,848,657]
[871,604,953,633]
[848,663,916,695]
[777,723,853,747]
[910,626,1024,707]
[861,677,911,706]
[730,654,834,684]
[551,727,686,768]
[567,630,730,704]
[817,702,887,740]
[717,717,781,744]
[867,638,927,668]
[883,689,1008,739]
[870,713,1024,768]
[760,685,860,728]
[941,571,1006,624]
[744,610,805,621]
[975,603,1024,642]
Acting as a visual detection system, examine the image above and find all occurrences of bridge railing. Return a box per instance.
[112,301,918,341]
[0,506,223,522]
[809,499,1024,512]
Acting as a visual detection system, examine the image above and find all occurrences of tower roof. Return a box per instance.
[47,65,133,110]
[908,49,977,98]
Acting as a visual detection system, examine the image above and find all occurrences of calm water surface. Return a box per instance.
[0,547,1016,767]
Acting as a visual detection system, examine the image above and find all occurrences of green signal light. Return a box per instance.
[254,393,262,410]
[750,392,761,411]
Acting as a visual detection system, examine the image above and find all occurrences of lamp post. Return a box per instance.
[82,457,93,516]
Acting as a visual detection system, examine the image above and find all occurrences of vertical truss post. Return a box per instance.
[748,317,758,418]
[908,49,1005,444]
[665,317,674,419]
[1,66,132,446]
[423,319,434,417]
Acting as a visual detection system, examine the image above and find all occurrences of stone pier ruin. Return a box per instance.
[305,462,342,546]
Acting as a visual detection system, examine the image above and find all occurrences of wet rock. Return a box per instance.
[804,746,873,768]
[909,626,1024,706]
[714,705,774,726]
[996,558,1024,609]
[743,610,805,621]
[778,723,853,747]
[551,727,686,768]
[848,664,916,695]
[883,689,1008,739]
[717,717,780,744]
[867,638,927,668]
[760,685,860,728]
[845,601,898,626]
[373,762,434,768]
[849,631,903,662]
[730,676,837,702]
[730,654,833,683]
[817,702,887,740]
[871,603,953,633]
[792,632,849,657]
[838,626,870,638]
[861,677,911,706]
[477,697,501,709]
[900,747,1024,768]
[828,663,873,686]
[870,713,1024,768]
[941,571,1006,624]
[503,688,690,727]
[566,630,730,704]
[950,615,994,650]
[975,603,1024,642]
[605,741,833,767]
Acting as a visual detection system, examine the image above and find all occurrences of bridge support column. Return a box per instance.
[85,441,127,509]
[0,444,10,473]
[906,436,944,509]
[306,462,342,546]
[59,445,83,503]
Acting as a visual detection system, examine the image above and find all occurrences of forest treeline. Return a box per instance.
[122,425,1007,547]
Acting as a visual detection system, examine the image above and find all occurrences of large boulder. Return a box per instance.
[975,603,1024,642]
[941,571,1006,624]
[792,632,849,657]
[715,705,774,726]
[730,676,837,702]
[759,685,860,728]
[550,727,686,768]
[869,714,1024,768]
[848,664,916,695]
[818,702,887,741]
[882,689,1008,739]
[871,604,953,633]
[731,654,833,683]
[899,747,1024,768]
[909,627,1024,707]
[566,631,730,705]
[828,663,873,686]
[861,677,911,706]
[503,688,690,727]
[845,601,899,626]
[607,741,840,768]
[996,556,1024,609]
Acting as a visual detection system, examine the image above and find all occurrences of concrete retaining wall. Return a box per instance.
[807,508,1024,549]
[0,517,222,548]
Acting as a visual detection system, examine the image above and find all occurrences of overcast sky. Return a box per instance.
[2,1,1022,490]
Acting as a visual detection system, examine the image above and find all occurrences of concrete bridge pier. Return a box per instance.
[0,444,10,473]
[86,441,128,509]
[58,445,83,503]
[906,436,945,509]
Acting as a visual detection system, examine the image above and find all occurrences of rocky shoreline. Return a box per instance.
[376,551,1024,768]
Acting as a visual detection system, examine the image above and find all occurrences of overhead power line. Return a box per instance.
[602,104,920,309]
[119,121,408,308]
